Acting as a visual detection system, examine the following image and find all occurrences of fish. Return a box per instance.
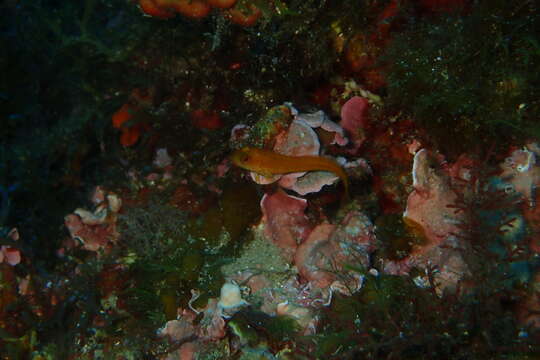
[230,147,349,198]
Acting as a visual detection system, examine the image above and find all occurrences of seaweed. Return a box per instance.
[383,0,540,156]
[0,0,154,268]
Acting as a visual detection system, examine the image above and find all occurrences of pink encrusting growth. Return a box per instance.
[295,223,338,289]
[381,149,470,292]
[260,189,312,261]
[295,210,376,289]
[403,149,461,250]
[64,187,122,252]
[0,228,22,266]
[340,96,370,154]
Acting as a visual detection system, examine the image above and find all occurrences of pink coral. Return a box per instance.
[0,228,21,266]
[403,149,460,249]
[64,187,122,252]
[295,223,339,288]
[0,246,21,266]
[295,210,376,289]
[340,96,370,153]
[286,167,342,196]
[158,298,229,359]
[197,299,227,339]
[383,149,470,294]
[159,309,198,360]
[296,110,348,146]
[260,189,312,261]
[64,214,116,252]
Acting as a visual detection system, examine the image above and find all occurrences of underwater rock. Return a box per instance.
[0,228,21,266]
[295,223,338,289]
[159,309,198,360]
[260,189,311,261]
[276,301,318,335]
[229,124,250,144]
[0,246,20,266]
[515,271,540,331]
[340,96,370,153]
[330,211,377,252]
[286,168,341,196]
[197,299,227,340]
[64,187,122,252]
[296,210,376,290]
[243,105,294,149]
[217,282,249,318]
[159,300,232,359]
[159,311,196,340]
[296,110,348,146]
[500,143,540,208]
[274,116,321,156]
[412,241,469,296]
[403,149,461,248]
[64,214,116,252]
[153,148,173,169]
[221,207,376,335]
[220,228,298,315]
[382,149,470,294]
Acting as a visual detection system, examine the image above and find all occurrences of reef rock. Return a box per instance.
[403,149,461,249]
[500,143,540,208]
[260,189,311,261]
[384,149,470,295]
[295,210,376,290]
[64,187,122,252]
[340,96,370,153]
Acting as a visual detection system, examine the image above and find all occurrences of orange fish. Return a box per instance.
[230,147,349,197]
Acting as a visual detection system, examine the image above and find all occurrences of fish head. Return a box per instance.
[229,147,253,169]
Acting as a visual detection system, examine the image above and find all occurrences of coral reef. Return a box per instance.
[2,0,540,358]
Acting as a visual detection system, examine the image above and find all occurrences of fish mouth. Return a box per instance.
[228,152,243,168]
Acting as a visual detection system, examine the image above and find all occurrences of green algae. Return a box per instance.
[383,1,540,156]
[195,339,231,360]
[187,180,261,250]
[237,105,294,149]
[221,227,292,292]
[229,317,260,347]
[116,178,262,337]
[375,214,426,261]
[227,310,300,358]
[265,315,301,342]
